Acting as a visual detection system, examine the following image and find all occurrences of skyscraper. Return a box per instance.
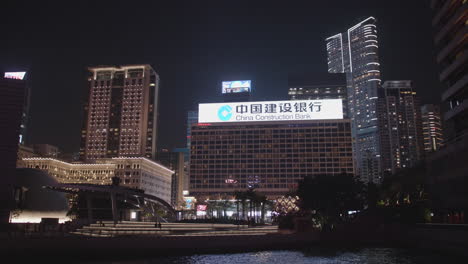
[186,110,199,150]
[0,71,27,225]
[379,81,424,174]
[421,104,443,153]
[431,0,467,140]
[155,150,186,208]
[326,17,383,183]
[79,65,160,161]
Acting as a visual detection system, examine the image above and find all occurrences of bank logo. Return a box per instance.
[217,105,233,121]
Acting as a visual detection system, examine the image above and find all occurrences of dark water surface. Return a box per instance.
[82,248,462,264]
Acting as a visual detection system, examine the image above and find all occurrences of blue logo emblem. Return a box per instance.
[218,105,233,121]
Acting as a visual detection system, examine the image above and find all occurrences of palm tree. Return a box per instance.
[235,191,248,221]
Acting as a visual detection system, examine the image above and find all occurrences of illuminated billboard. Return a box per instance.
[4,72,26,80]
[222,80,251,94]
[198,99,343,123]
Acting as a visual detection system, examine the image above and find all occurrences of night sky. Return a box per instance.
[1,1,441,153]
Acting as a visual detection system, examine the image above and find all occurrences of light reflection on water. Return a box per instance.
[84,248,458,264]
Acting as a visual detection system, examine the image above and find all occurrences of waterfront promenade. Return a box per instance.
[1,222,467,261]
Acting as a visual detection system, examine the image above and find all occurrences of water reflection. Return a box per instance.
[83,248,458,264]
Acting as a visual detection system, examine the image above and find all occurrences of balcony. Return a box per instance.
[444,98,468,121]
[434,3,468,45]
[439,51,468,82]
[442,74,468,101]
[436,27,468,64]
[432,0,461,26]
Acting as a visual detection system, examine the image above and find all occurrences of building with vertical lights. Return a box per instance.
[21,157,173,203]
[79,65,160,161]
[379,81,424,174]
[421,104,443,153]
[325,17,383,183]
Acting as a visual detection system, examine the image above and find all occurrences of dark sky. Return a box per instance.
[1,1,441,153]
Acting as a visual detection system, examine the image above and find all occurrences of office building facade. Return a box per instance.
[326,17,383,183]
[421,104,444,153]
[189,120,354,200]
[80,65,160,161]
[379,81,424,174]
[423,1,468,211]
[431,0,467,140]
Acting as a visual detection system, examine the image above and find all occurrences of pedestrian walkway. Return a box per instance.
[71,221,278,237]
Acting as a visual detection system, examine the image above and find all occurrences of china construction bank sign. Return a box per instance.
[198,99,343,123]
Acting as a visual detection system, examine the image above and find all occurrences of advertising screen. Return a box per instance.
[196,205,207,211]
[222,80,251,94]
[4,72,26,80]
[199,99,343,123]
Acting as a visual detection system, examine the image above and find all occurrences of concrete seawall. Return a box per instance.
[1,225,467,261]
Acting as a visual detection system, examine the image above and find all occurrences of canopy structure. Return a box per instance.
[45,183,175,224]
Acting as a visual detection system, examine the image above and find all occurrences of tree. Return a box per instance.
[296,173,366,225]
[235,189,268,223]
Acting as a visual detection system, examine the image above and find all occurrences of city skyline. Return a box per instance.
[0,1,441,153]
[1,1,467,259]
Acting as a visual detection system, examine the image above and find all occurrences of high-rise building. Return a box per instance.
[431,0,468,140]
[190,99,352,199]
[326,17,383,183]
[379,81,424,174]
[19,72,31,146]
[0,72,27,168]
[155,150,186,208]
[186,110,199,150]
[79,65,160,161]
[421,104,444,153]
[190,120,353,199]
[186,110,199,194]
[0,72,27,225]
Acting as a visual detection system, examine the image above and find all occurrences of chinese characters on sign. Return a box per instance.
[234,102,323,114]
[198,99,343,123]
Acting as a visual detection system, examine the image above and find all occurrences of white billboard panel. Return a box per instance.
[198,99,343,123]
[222,80,251,94]
[4,72,26,80]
